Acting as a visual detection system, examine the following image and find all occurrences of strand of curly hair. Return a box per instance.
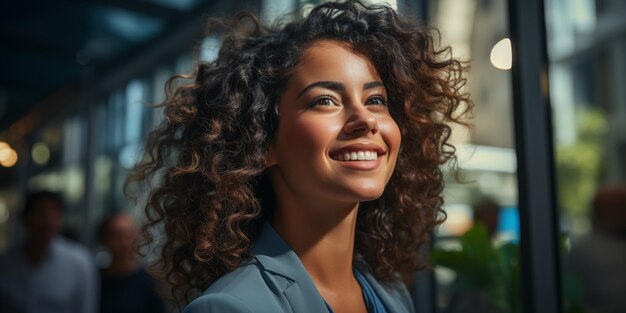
[126,0,471,307]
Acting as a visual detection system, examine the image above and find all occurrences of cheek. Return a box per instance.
[381,119,401,184]
[380,117,402,157]
[278,117,339,156]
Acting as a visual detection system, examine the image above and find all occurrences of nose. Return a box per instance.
[342,104,378,136]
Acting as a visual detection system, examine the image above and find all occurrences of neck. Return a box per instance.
[273,200,360,291]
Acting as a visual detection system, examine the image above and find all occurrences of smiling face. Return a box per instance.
[266,40,401,210]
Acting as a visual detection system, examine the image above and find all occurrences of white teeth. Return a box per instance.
[332,151,380,161]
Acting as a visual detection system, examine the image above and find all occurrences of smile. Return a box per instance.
[330,150,379,161]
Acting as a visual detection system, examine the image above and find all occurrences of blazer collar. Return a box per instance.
[251,221,412,313]
[251,221,330,313]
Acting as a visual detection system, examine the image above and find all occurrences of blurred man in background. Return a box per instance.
[97,212,164,313]
[568,184,626,313]
[0,191,97,313]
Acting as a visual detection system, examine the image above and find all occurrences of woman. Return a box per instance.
[128,1,470,312]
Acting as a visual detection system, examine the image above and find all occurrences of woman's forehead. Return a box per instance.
[289,40,383,87]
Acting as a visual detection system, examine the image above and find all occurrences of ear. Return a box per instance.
[265,144,278,168]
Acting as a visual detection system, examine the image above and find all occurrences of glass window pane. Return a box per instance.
[546,0,626,312]
[428,0,521,312]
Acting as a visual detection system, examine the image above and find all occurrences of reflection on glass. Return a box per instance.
[429,0,520,312]
[546,0,626,312]
[125,80,145,143]
[62,115,86,165]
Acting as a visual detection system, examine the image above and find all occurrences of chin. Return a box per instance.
[353,188,385,202]
[336,179,385,202]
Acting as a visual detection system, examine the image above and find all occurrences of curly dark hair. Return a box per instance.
[127,0,471,306]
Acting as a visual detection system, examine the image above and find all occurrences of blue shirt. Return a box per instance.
[324,269,389,313]
[99,266,165,313]
[0,237,98,313]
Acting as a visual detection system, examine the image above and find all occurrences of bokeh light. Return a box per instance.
[32,142,51,166]
[490,38,512,70]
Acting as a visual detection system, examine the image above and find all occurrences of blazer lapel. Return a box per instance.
[359,268,414,313]
[251,221,330,313]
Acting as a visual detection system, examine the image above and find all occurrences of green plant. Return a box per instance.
[432,224,520,313]
[431,224,587,313]
[556,108,606,218]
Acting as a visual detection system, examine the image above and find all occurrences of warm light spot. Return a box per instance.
[0,148,18,167]
[445,210,473,236]
[490,38,512,70]
[32,142,51,166]
[440,204,474,236]
[0,142,10,162]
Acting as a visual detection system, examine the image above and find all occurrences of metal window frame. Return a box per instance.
[508,0,562,312]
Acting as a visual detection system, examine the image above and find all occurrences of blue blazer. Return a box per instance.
[183,221,415,313]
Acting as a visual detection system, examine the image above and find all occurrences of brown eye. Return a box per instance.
[308,96,337,107]
[366,96,387,106]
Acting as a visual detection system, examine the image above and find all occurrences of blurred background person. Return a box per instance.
[567,184,626,313]
[472,199,501,240]
[443,199,502,313]
[97,212,164,313]
[0,191,98,313]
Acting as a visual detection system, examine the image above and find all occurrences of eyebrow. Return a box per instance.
[296,81,384,98]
